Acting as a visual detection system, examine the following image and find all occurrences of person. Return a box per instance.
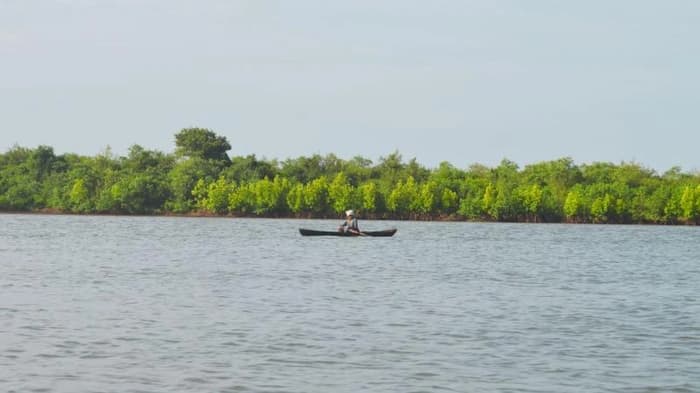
[339,209,360,234]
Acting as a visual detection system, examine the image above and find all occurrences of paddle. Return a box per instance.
[342,227,365,236]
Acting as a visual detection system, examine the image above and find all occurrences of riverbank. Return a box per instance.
[2,209,695,226]
[3,143,699,227]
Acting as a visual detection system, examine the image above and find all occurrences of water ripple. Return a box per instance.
[1,216,699,392]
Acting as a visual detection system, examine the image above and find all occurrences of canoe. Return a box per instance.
[299,228,397,237]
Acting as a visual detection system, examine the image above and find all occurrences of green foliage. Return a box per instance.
[250,178,276,214]
[223,155,277,182]
[0,180,39,210]
[108,173,169,214]
[430,162,464,191]
[228,183,254,214]
[174,128,231,162]
[192,179,209,210]
[376,151,405,185]
[249,176,290,214]
[166,157,223,213]
[303,177,329,214]
[590,194,612,223]
[514,184,543,221]
[386,176,418,217]
[415,180,438,214]
[207,178,235,214]
[280,155,323,183]
[680,185,698,223]
[358,182,379,214]
[440,188,459,215]
[280,154,343,184]
[523,157,581,189]
[194,177,235,214]
[638,185,666,223]
[581,162,617,185]
[69,179,91,212]
[457,174,488,219]
[564,186,584,222]
[664,186,684,224]
[28,145,58,181]
[2,137,700,225]
[482,183,498,220]
[328,172,354,214]
[344,156,374,185]
[286,183,305,214]
[124,145,173,173]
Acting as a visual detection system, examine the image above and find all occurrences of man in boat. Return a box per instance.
[339,210,360,234]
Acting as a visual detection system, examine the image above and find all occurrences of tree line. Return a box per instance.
[1,128,699,224]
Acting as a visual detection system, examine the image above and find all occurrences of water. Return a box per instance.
[1,214,698,393]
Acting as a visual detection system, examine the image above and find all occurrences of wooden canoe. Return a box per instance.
[299,228,397,237]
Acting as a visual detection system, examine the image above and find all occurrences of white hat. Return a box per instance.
[345,210,354,216]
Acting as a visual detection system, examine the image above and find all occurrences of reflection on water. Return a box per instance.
[1,215,699,392]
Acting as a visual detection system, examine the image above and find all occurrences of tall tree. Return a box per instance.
[174,128,231,162]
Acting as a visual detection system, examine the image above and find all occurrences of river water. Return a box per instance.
[0,214,698,392]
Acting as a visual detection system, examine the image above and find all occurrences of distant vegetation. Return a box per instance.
[1,128,700,224]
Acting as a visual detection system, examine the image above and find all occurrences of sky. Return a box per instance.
[1,0,699,172]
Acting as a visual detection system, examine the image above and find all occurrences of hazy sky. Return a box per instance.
[1,0,698,171]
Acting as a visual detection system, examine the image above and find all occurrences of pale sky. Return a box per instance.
[1,0,698,172]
